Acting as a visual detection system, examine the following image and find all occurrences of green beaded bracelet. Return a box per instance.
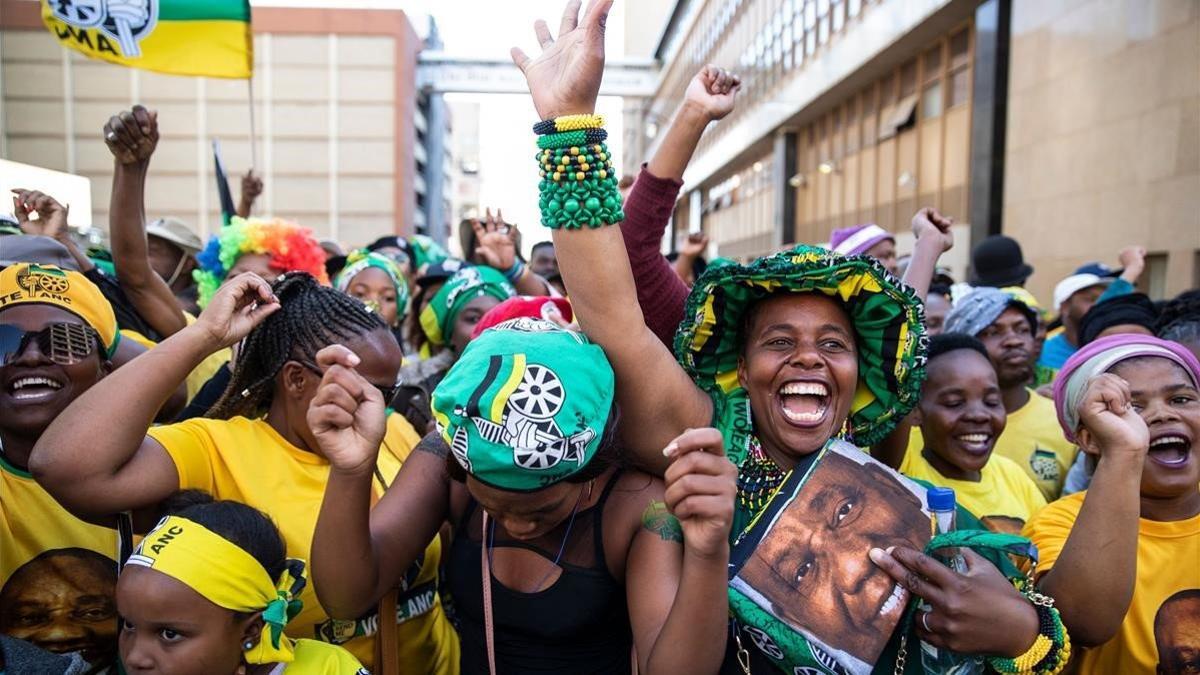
[536,128,608,150]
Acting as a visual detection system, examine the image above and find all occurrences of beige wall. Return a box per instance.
[1,1,421,249]
[1004,0,1200,303]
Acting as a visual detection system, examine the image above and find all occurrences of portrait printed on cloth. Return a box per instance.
[731,442,931,673]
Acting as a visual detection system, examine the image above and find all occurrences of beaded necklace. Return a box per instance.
[736,437,790,514]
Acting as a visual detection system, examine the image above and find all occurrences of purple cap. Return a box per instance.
[1052,334,1200,442]
[830,224,893,256]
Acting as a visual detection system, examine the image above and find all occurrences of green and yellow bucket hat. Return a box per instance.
[674,244,927,462]
[431,319,614,492]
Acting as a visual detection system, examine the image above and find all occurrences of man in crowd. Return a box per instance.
[830,223,897,275]
[143,217,203,315]
[1040,247,1146,372]
[970,234,1034,289]
[911,287,1078,501]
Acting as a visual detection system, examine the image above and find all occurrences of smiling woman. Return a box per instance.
[0,263,122,671]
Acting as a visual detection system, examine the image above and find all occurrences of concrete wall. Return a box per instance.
[1004,0,1200,302]
[0,1,422,248]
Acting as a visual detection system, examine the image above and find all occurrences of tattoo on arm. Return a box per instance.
[415,431,450,458]
[641,501,683,543]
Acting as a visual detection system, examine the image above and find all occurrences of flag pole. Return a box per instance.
[247,77,258,171]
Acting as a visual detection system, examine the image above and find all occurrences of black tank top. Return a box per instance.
[447,472,632,675]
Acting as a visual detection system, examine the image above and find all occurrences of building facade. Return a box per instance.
[635,0,1198,302]
[0,0,450,248]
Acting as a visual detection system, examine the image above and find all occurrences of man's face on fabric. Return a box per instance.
[1155,592,1200,675]
[735,451,928,663]
[0,549,118,665]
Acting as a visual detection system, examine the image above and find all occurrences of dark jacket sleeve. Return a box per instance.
[619,165,691,348]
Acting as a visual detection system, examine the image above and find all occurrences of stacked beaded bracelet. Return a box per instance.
[535,116,624,229]
[987,584,1071,675]
[532,113,605,135]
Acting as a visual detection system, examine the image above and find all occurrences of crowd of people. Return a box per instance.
[1,1,1198,674]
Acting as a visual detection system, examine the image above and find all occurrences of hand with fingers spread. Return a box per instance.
[307,344,388,476]
[11,188,69,240]
[104,104,159,165]
[912,207,955,254]
[684,65,741,122]
[190,272,280,350]
[1075,373,1149,458]
[472,207,519,270]
[662,428,738,560]
[511,0,612,119]
[869,545,1039,657]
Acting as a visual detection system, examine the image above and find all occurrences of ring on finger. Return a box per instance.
[106,131,117,141]
[920,610,933,633]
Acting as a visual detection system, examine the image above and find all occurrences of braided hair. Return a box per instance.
[208,272,387,419]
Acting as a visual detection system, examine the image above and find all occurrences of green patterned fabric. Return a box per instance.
[674,244,928,464]
[430,320,614,492]
[418,266,515,347]
[408,234,449,271]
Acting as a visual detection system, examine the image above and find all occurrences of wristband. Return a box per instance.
[535,128,624,230]
[502,260,526,282]
[537,128,608,150]
[532,113,605,135]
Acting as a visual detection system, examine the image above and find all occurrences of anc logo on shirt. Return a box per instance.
[1030,448,1060,482]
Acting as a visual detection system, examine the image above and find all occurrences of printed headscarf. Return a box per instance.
[0,262,119,356]
[674,244,927,461]
[333,250,410,324]
[431,320,614,491]
[125,516,306,665]
[408,234,450,272]
[1053,334,1200,443]
[944,287,1039,337]
[419,266,515,347]
[193,217,328,307]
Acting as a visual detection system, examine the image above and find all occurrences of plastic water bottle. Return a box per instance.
[919,487,984,674]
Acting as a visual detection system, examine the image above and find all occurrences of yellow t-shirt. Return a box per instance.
[1023,492,1200,674]
[0,455,123,666]
[181,312,232,403]
[146,414,459,674]
[906,391,1078,502]
[899,447,1047,533]
[283,639,368,674]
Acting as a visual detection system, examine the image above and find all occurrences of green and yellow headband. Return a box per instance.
[419,265,515,347]
[674,244,927,463]
[334,250,411,323]
[431,319,614,492]
[125,516,306,665]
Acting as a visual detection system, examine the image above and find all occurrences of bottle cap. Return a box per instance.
[926,487,956,512]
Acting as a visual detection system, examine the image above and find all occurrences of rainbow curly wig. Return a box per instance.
[193,216,329,307]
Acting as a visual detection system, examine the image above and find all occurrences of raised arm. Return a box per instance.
[308,345,450,618]
[622,66,739,346]
[237,170,263,219]
[1032,374,1148,647]
[11,188,94,273]
[469,209,551,296]
[30,274,278,519]
[901,207,954,302]
[104,106,188,337]
[511,0,711,473]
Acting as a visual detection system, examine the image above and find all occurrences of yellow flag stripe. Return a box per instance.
[42,16,252,79]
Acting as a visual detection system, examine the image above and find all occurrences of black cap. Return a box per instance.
[970,235,1034,287]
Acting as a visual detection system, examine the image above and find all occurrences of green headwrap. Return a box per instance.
[419,266,515,347]
[431,319,614,492]
[334,249,411,324]
[409,234,449,271]
[674,244,927,462]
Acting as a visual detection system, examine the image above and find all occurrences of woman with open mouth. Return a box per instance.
[1025,333,1200,674]
[508,2,1054,672]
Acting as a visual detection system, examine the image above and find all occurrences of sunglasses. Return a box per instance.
[0,323,100,367]
[294,358,399,404]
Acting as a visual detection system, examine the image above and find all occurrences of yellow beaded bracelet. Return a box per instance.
[1013,634,1053,672]
[554,113,605,131]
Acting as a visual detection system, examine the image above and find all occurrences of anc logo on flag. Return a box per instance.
[40,0,252,79]
[47,0,158,58]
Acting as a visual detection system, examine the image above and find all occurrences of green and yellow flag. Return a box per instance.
[41,0,252,79]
